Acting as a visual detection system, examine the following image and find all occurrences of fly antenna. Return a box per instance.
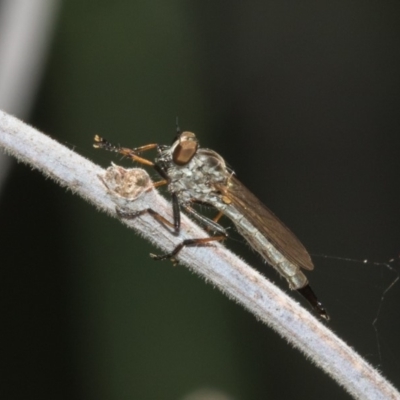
[174,117,182,142]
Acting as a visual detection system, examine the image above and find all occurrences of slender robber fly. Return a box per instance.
[94,128,329,320]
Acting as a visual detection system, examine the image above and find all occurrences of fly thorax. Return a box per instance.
[167,148,230,204]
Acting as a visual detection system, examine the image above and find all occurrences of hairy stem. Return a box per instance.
[0,109,398,400]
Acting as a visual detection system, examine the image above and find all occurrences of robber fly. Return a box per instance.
[94,128,329,320]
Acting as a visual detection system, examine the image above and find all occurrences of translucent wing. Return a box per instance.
[214,175,314,271]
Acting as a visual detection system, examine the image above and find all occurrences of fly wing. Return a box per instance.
[214,175,314,271]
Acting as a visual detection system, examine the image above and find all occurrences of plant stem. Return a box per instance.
[0,109,398,400]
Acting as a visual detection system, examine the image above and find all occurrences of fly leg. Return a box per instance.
[150,204,228,263]
[117,200,226,264]
[93,135,158,166]
[117,205,189,265]
[94,135,171,197]
[150,235,226,263]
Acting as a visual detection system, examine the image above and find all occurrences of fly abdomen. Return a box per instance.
[223,205,308,290]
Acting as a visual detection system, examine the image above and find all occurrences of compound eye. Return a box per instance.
[172,132,198,165]
[173,141,197,165]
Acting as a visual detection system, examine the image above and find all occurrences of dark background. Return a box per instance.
[1,2,400,399]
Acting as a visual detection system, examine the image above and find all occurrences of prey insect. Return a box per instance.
[94,129,329,320]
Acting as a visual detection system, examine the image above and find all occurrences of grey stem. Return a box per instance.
[0,109,398,400]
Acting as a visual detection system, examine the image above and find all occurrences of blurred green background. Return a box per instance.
[1,1,400,399]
